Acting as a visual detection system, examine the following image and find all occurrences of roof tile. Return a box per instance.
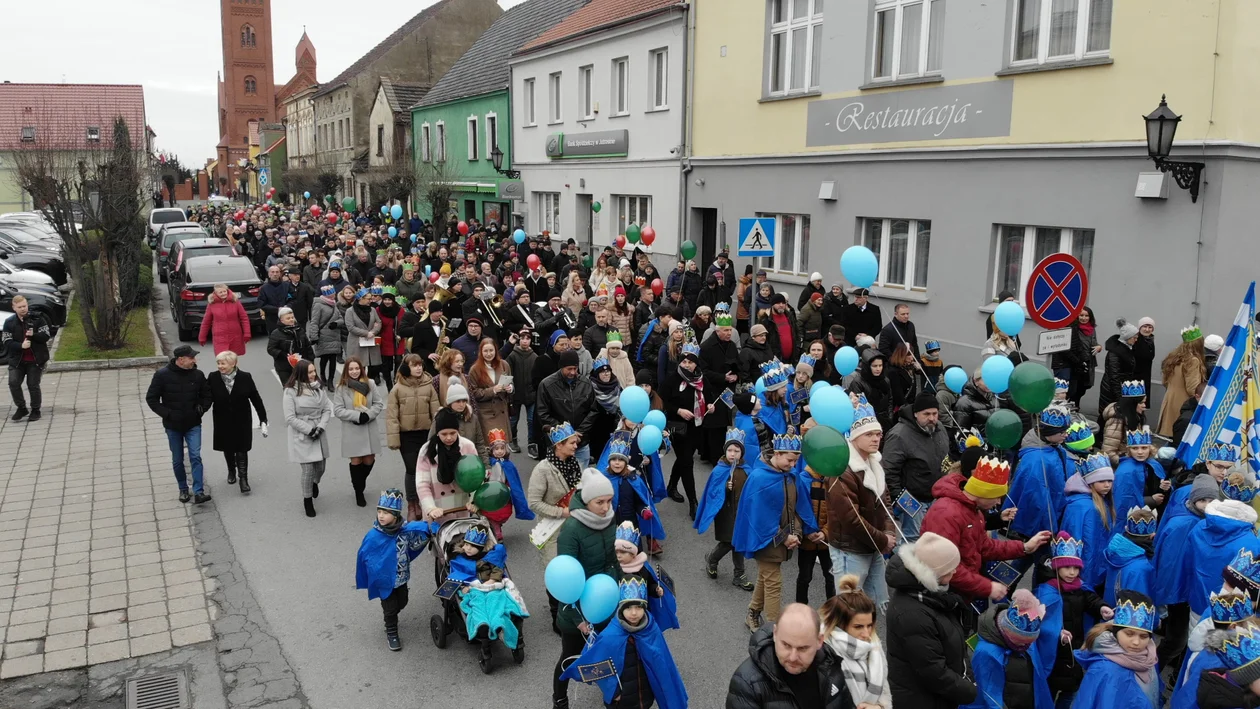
[518,0,680,54]
[0,83,147,151]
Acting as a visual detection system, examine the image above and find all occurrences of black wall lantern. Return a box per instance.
[1143,95,1204,202]
[490,146,520,179]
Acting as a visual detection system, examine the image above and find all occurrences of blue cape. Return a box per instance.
[695,460,745,534]
[560,614,688,709]
[635,319,659,363]
[1172,640,1224,709]
[354,521,436,601]
[609,469,666,540]
[732,458,819,556]
[1186,511,1260,617]
[1114,457,1163,519]
[448,544,509,584]
[1102,534,1155,607]
[1163,485,1194,526]
[598,435,666,503]
[1153,506,1203,606]
[493,458,535,521]
[756,393,789,435]
[1059,489,1117,590]
[1005,443,1070,538]
[643,563,680,631]
[1033,583,1063,675]
[1072,648,1161,709]
[963,638,1053,709]
[733,412,760,453]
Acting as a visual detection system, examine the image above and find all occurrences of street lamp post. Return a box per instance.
[1143,95,1205,202]
[490,146,520,179]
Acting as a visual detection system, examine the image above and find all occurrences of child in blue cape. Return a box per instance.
[1034,533,1114,707]
[1199,619,1260,709]
[965,589,1054,709]
[597,420,667,504]
[1171,590,1255,709]
[560,576,689,709]
[1154,473,1222,676]
[1006,404,1074,539]
[730,392,762,457]
[604,437,666,544]
[1113,425,1171,517]
[1185,484,1260,621]
[755,359,792,437]
[1060,454,1118,591]
[615,521,679,630]
[695,427,753,590]
[480,429,533,541]
[354,489,438,651]
[1102,506,1158,606]
[1073,590,1161,709]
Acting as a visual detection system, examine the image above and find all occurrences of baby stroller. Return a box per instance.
[429,516,527,673]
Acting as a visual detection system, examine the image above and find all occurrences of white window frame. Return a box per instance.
[767,0,824,96]
[467,116,479,161]
[548,72,563,124]
[871,0,945,81]
[612,57,629,116]
[991,224,1095,303]
[86,126,100,142]
[435,121,446,162]
[420,123,431,162]
[1010,0,1111,66]
[485,113,498,158]
[861,217,932,291]
[523,78,537,126]
[614,195,651,236]
[578,65,595,120]
[536,192,561,238]
[754,212,812,277]
[20,126,35,142]
[649,48,669,110]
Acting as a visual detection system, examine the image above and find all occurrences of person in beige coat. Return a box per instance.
[467,337,513,439]
[386,354,440,521]
[1157,333,1206,438]
[526,422,584,632]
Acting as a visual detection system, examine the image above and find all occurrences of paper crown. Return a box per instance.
[925,340,941,352]
[1054,378,1070,392]
[957,427,986,453]
[1223,472,1259,504]
[681,342,701,360]
[1126,426,1153,447]
[618,576,649,607]
[1121,380,1147,399]
[487,429,508,446]
[851,394,879,428]
[772,429,803,453]
[997,589,1045,647]
[1182,325,1204,342]
[320,284,336,295]
[381,286,398,296]
[634,275,646,287]
[592,357,611,371]
[797,354,817,371]
[1209,443,1242,463]
[1125,506,1159,537]
[1065,420,1096,452]
[615,521,641,549]
[761,360,789,391]
[549,421,578,445]
[715,302,731,313]
[605,330,622,344]
[1226,549,1260,592]
[1081,453,1114,482]
[724,427,747,450]
[369,286,384,295]
[715,312,734,328]
[607,438,632,461]
[1039,404,1072,430]
[1050,532,1085,568]
[377,489,405,515]
[1113,591,1157,633]
[355,287,370,299]
[1211,591,1255,627]
[463,527,489,547]
[1209,623,1260,678]
[964,456,1011,499]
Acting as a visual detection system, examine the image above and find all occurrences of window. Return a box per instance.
[862,218,931,289]
[435,121,446,162]
[872,0,945,81]
[336,121,343,148]
[612,58,629,115]
[767,0,823,95]
[86,126,100,142]
[548,73,562,123]
[649,49,669,109]
[755,213,812,276]
[485,114,498,157]
[244,76,257,94]
[376,124,384,157]
[1012,0,1111,65]
[20,126,35,142]
[241,25,256,48]
[615,196,651,236]
[578,65,594,119]
[420,124,431,162]
[536,192,561,237]
[523,78,536,126]
[994,225,1093,300]
[467,116,479,160]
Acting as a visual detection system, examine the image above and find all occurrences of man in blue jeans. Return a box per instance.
[146,345,213,503]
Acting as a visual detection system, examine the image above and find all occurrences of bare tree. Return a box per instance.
[413,160,463,224]
[14,113,146,348]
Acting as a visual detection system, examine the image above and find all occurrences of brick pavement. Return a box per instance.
[0,369,215,679]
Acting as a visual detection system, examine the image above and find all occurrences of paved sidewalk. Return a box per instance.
[0,369,215,679]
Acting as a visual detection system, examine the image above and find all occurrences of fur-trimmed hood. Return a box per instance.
[894,542,945,593]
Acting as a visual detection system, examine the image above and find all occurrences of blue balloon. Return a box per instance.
[579,574,619,624]
[754,376,767,397]
[544,555,586,604]
[410,234,418,243]
[810,380,831,397]
[637,424,663,453]
[391,204,403,220]
[303,191,311,199]
[944,367,968,395]
[840,246,879,289]
[619,386,650,424]
[643,410,667,431]
[980,355,1015,394]
[425,264,432,275]
[810,386,855,433]
[833,346,860,377]
[388,226,397,238]
[513,228,527,244]
[993,301,1026,338]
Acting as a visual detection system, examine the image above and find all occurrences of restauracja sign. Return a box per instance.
[805,81,1013,147]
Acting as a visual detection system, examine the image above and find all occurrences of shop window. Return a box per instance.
[755,213,812,277]
[993,224,1093,301]
[536,192,561,237]
[766,0,823,96]
[1011,0,1111,66]
[872,0,944,81]
[861,217,931,289]
[615,195,651,237]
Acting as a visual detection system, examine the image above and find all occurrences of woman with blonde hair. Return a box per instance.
[1157,330,1206,437]
[822,574,892,709]
[561,272,587,312]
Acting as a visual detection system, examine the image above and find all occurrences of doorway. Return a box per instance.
[575,194,593,252]
[692,207,718,267]
[464,200,477,221]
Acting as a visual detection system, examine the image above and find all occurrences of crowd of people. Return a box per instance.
[129,199,1260,709]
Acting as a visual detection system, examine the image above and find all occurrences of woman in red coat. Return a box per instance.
[199,284,251,355]
[376,288,403,389]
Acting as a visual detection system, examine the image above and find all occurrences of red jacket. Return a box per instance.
[377,306,401,356]
[198,291,250,356]
[920,472,1026,600]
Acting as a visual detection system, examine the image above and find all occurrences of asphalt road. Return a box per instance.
[152,283,836,708]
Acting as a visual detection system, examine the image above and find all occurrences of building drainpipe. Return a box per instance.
[678,1,695,264]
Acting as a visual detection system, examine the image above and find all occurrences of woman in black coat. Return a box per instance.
[843,349,895,431]
[266,307,315,383]
[661,343,716,519]
[207,350,267,493]
[1098,320,1138,412]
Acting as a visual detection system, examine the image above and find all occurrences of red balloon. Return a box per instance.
[526,254,541,270]
[615,234,627,249]
[234,210,244,221]
[310,205,322,218]
[651,278,664,296]
[457,221,469,235]
[261,204,270,212]
[640,225,656,246]
[327,213,338,225]
[429,271,440,283]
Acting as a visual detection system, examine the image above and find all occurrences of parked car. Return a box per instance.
[0,257,57,290]
[0,220,63,248]
[148,208,188,246]
[207,195,231,205]
[171,255,262,342]
[0,211,78,236]
[0,280,66,333]
[166,238,236,298]
[0,228,60,255]
[0,244,67,286]
[155,223,207,282]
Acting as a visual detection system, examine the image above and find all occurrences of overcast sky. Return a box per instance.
[1,0,526,168]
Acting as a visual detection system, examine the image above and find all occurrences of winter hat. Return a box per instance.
[1081,453,1115,485]
[959,446,987,479]
[635,369,656,388]
[578,468,614,503]
[1138,317,1155,329]
[1116,318,1139,341]
[750,324,769,338]
[733,392,758,416]
[912,391,940,414]
[997,589,1046,651]
[810,292,823,304]
[558,350,580,369]
[964,456,1011,499]
[772,293,787,305]
[1206,499,1260,525]
[445,383,470,404]
[810,272,823,283]
[1189,473,1224,507]
[1206,334,1225,353]
[910,532,960,578]
[1050,532,1084,569]
[433,407,461,434]
[549,329,568,348]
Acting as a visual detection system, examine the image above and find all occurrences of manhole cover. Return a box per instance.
[125,671,188,709]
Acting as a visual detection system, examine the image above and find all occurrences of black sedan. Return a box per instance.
[156,223,207,283]
[165,237,235,292]
[0,280,67,332]
[171,255,262,341]
[0,244,66,286]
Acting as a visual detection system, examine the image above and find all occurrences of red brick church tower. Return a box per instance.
[216,0,278,195]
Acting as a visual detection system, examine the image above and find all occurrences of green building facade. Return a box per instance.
[410,90,517,226]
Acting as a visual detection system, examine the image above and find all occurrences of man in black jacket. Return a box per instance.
[285,266,315,329]
[3,296,50,421]
[725,603,853,709]
[840,288,883,348]
[145,345,213,504]
[882,393,950,541]
[257,265,292,333]
[878,303,920,359]
[536,349,596,469]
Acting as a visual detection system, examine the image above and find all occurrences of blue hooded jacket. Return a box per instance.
[964,637,1054,709]
[559,614,688,708]
[1059,473,1118,590]
[1170,616,1225,709]
[1114,456,1164,519]
[732,457,819,556]
[1072,645,1161,709]
[597,432,667,503]
[1185,500,1260,617]
[354,520,437,601]
[695,459,744,534]
[1101,533,1155,607]
[756,392,790,436]
[608,467,666,540]
[1006,430,1071,538]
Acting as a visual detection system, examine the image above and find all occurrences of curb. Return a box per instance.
[45,356,168,372]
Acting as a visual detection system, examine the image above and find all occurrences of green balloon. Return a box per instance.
[341,197,357,212]
[986,409,1024,450]
[582,253,594,269]
[455,455,486,494]
[591,201,602,213]
[474,481,511,512]
[680,240,697,260]
[324,194,334,204]
[626,224,641,243]
[1009,362,1056,413]
[802,425,851,477]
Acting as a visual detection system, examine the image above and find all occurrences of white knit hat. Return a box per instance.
[1206,334,1225,352]
[810,272,823,282]
[446,382,469,403]
[578,468,614,503]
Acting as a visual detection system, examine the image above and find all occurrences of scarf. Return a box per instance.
[571,505,615,530]
[592,372,622,414]
[677,364,706,424]
[826,627,888,707]
[353,302,372,323]
[620,553,648,574]
[549,451,582,489]
[435,439,462,485]
[346,377,370,409]
[378,303,400,319]
[1048,577,1083,593]
[1078,322,1096,338]
[220,368,237,394]
[320,295,336,307]
[374,515,403,535]
[1092,630,1158,685]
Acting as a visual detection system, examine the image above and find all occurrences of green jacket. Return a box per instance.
[554,496,617,632]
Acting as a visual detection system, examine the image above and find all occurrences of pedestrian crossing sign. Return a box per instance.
[737,218,775,257]
[258,168,269,187]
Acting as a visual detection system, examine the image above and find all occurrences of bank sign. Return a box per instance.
[546,130,629,159]
[805,81,1013,147]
